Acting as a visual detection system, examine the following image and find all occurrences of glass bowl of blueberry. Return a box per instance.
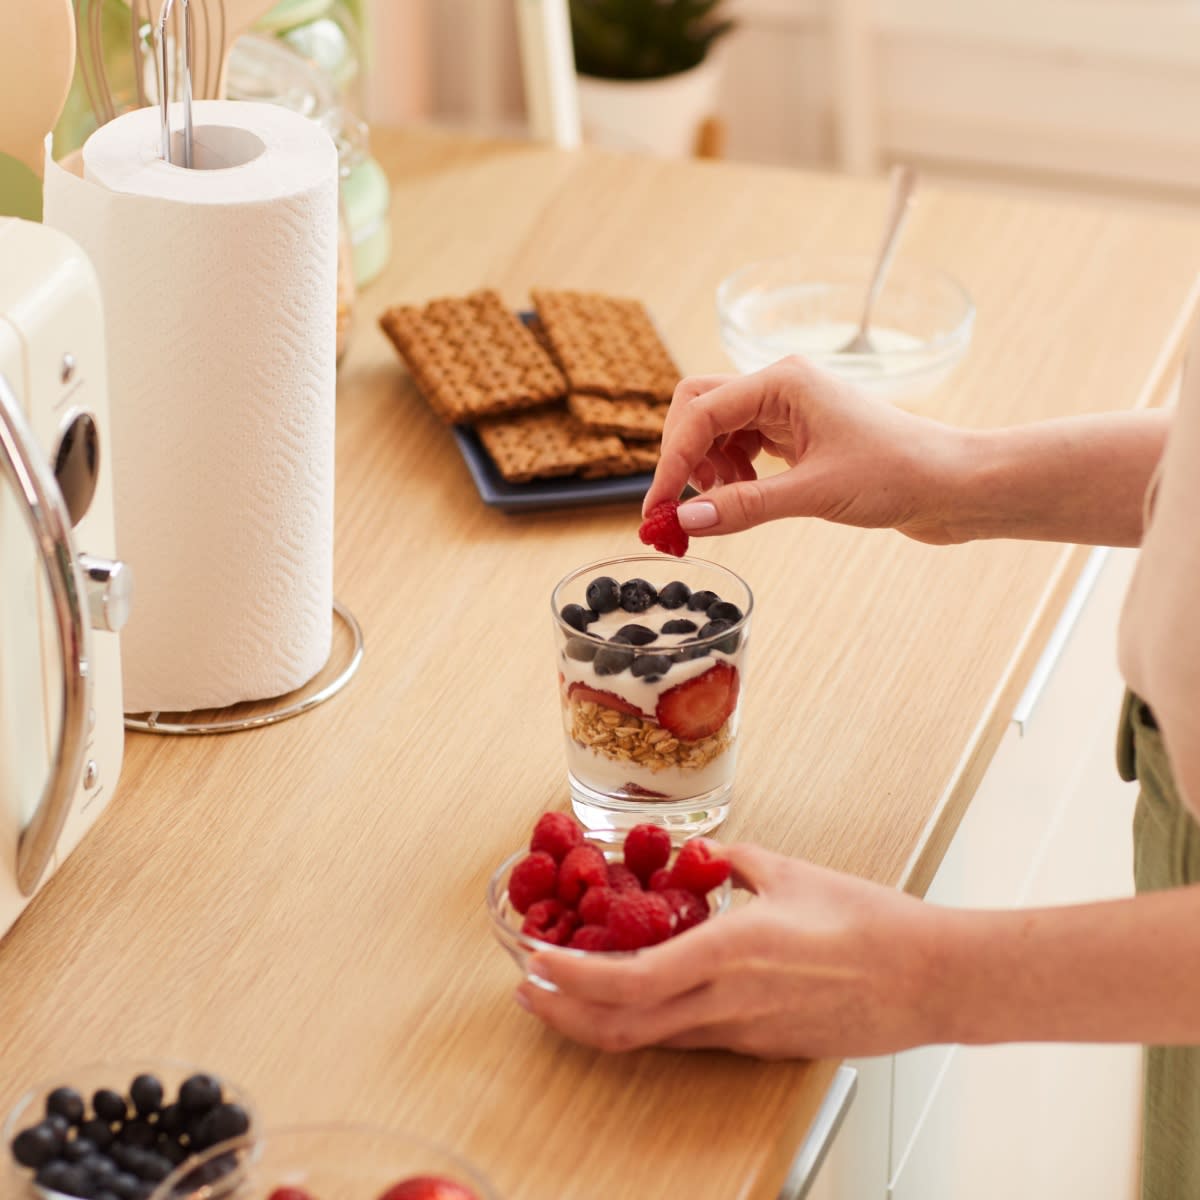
[147,1124,498,1199]
[3,1060,256,1200]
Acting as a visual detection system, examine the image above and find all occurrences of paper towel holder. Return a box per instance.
[158,0,195,167]
[123,598,363,735]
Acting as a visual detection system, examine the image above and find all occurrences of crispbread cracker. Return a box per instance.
[475,408,627,484]
[379,289,566,423]
[531,289,681,401]
[579,438,660,480]
[567,392,668,441]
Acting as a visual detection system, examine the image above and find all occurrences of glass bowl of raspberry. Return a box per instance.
[3,1059,257,1200]
[552,554,753,841]
[147,1124,499,1200]
[487,813,734,988]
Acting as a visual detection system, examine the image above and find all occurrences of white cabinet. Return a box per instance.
[809,547,1142,1200]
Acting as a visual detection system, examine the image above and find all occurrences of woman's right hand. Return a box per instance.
[643,356,971,544]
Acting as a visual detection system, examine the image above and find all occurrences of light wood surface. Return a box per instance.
[3,128,1200,1200]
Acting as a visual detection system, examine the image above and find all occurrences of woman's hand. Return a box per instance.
[643,357,970,544]
[516,843,947,1059]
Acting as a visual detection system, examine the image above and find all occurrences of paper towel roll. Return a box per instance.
[44,101,339,713]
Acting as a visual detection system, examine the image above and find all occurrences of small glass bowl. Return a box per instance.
[148,1124,499,1200]
[2,1059,257,1200]
[487,834,733,988]
[716,254,974,401]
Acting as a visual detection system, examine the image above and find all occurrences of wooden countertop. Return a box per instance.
[3,129,1200,1200]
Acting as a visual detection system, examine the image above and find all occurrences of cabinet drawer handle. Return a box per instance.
[1013,546,1110,735]
[778,1064,858,1199]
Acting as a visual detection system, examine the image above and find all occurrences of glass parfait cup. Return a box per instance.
[551,554,752,842]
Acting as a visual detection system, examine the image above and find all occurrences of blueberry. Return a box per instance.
[64,1137,98,1162]
[619,579,657,612]
[117,1148,150,1176]
[178,1075,222,1116]
[118,1121,156,1149]
[45,1114,71,1140]
[82,1154,118,1181]
[707,600,742,623]
[660,618,697,635]
[686,589,719,613]
[631,655,672,682]
[559,603,591,633]
[38,1160,94,1197]
[593,646,633,676]
[47,1087,86,1126]
[155,1104,182,1137]
[204,1102,251,1144]
[657,580,691,609]
[584,576,620,614]
[698,618,741,653]
[673,639,710,662]
[109,1143,138,1170]
[36,1160,78,1193]
[94,1191,121,1200]
[129,1077,163,1118]
[564,636,598,663]
[92,1091,127,1124]
[612,624,656,646]
[133,1152,172,1182]
[109,1170,141,1199]
[11,1122,60,1168]
[156,1138,186,1166]
[79,1119,114,1150]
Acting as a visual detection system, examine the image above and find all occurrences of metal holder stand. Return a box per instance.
[123,599,364,735]
[158,0,194,166]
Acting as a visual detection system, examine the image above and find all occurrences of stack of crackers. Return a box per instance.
[378,288,680,484]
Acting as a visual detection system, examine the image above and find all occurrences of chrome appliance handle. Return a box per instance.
[0,373,91,896]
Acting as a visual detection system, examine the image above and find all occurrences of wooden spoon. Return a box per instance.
[0,0,76,176]
[214,0,278,98]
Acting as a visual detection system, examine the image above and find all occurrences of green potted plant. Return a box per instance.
[569,0,736,157]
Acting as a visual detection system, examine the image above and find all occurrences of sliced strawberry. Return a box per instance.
[655,662,739,741]
[622,782,669,799]
[567,681,644,718]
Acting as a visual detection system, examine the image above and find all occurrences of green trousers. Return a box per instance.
[1117,690,1200,1200]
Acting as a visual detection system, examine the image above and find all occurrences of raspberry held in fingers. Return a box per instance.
[638,500,689,557]
[669,839,732,895]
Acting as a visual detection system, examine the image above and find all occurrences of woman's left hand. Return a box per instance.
[516,842,949,1059]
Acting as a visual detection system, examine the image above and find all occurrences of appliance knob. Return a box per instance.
[78,554,133,633]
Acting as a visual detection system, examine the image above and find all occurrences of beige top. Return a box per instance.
[1119,317,1200,815]
[3,130,1200,1200]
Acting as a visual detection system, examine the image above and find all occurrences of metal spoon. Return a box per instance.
[837,164,918,355]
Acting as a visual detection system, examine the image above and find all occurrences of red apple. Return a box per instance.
[377,1177,481,1200]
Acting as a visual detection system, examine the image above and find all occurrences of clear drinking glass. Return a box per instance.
[551,554,752,841]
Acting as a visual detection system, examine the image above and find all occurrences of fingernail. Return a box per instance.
[514,987,532,1012]
[678,500,718,531]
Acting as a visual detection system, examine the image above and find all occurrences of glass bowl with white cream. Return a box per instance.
[717,254,974,402]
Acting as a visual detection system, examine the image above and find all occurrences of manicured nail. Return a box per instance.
[678,500,718,530]
[514,988,533,1012]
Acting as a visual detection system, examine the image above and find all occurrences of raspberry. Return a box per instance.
[530,811,584,863]
[508,851,558,915]
[668,839,731,896]
[638,500,689,558]
[557,844,609,906]
[623,823,672,885]
[568,925,614,952]
[521,897,577,945]
[606,863,642,893]
[377,1178,482,1200]
[579,885,616,926]
[647,867,672,893]
[660,887,709,932]
[606,891,673,951]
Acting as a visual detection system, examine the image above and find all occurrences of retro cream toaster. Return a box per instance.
[0,217,131,936]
